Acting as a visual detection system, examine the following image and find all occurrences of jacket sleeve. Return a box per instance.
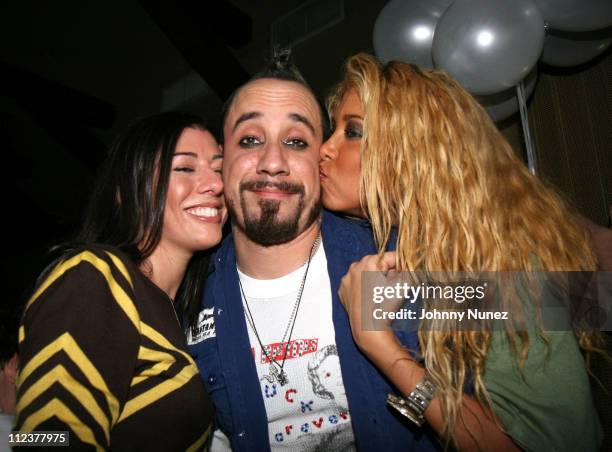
[15,249,141,451]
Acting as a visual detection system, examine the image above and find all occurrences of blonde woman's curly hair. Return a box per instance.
[327,53,602,447]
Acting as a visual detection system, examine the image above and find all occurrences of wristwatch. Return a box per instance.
[387,377,436,427]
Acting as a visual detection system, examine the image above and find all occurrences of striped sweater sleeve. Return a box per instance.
[15,249,141,450]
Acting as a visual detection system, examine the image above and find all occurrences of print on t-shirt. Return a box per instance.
[240,246,356,451]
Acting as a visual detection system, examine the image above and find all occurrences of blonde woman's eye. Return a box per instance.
[345,123,363,139]
[239,136,262,148]
[283,138,308,149]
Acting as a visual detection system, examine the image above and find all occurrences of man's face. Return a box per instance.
[223,78,323,246]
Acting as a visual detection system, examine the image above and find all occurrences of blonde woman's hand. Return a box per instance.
[340,254,519,452]
[339,252,409,370]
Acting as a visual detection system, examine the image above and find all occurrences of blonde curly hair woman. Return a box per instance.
[320,53,603,451]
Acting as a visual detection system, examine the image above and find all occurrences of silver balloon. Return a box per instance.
[373,0,453,68]
[477,69,538,122]
[541,28,612,67]
[432,0,545,95]
[534,0,612,32]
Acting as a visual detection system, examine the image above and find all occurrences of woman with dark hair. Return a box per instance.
[15,112,225,450]
[320,54,602,451]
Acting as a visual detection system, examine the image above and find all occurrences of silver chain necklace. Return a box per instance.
[239,232,321,386]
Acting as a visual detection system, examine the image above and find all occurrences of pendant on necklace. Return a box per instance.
[270,364,289,386]
[277,370,288,386]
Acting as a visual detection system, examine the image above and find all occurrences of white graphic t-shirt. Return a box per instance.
[236,244,356,451]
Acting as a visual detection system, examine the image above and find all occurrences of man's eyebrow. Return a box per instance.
[289,113,315,135]
[212,153,223,161]
[232,111,261,133]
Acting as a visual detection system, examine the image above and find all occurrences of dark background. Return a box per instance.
[1,0,610,311]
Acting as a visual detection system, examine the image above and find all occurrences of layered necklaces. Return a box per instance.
[238,232,321,386]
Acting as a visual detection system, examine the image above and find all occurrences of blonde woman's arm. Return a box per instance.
[339,252,519,452]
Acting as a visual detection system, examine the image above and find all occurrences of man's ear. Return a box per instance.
[4,354,18,384]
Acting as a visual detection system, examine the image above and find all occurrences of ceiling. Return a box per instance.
[0,0,388,303]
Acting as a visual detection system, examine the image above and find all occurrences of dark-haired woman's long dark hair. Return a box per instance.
[51,111,211,330]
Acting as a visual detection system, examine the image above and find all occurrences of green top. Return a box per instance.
[485,331,602,452]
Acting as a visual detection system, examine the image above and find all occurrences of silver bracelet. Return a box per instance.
[387,377,436,427]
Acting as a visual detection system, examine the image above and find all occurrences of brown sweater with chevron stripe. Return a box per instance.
[15,245,213,451]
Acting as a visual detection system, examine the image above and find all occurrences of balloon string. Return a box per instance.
[517,81,537,176]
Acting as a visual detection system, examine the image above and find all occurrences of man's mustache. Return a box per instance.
[240,180,305,195]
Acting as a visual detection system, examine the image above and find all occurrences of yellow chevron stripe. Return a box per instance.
[104,250,133,289]
[27,251,95,308]
[19,325,24,344]
[17,364,110,444]
[187,423,212,452]
[26,251,140,331]
[20,398,104,451]
[141,322,195,365]
[18,332,120,426]
[130,346,176,386]
[117,363,198,422]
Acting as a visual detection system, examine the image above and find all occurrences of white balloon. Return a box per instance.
[477,69,538,122]
[542,29,612,67]
[432,0,545,95]
[535,0,612,32]
[373,0,453,68]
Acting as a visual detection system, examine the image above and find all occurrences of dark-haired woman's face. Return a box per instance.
[159,128,226,255]
[319,90,365,217]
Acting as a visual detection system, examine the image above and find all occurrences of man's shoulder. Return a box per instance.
[321,210,376,255]
[211,230,236,263]
[321,210,372,235]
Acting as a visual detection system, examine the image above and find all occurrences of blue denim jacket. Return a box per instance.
[189,211,438,451]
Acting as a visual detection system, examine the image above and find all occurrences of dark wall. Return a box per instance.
[528,53,612,225]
